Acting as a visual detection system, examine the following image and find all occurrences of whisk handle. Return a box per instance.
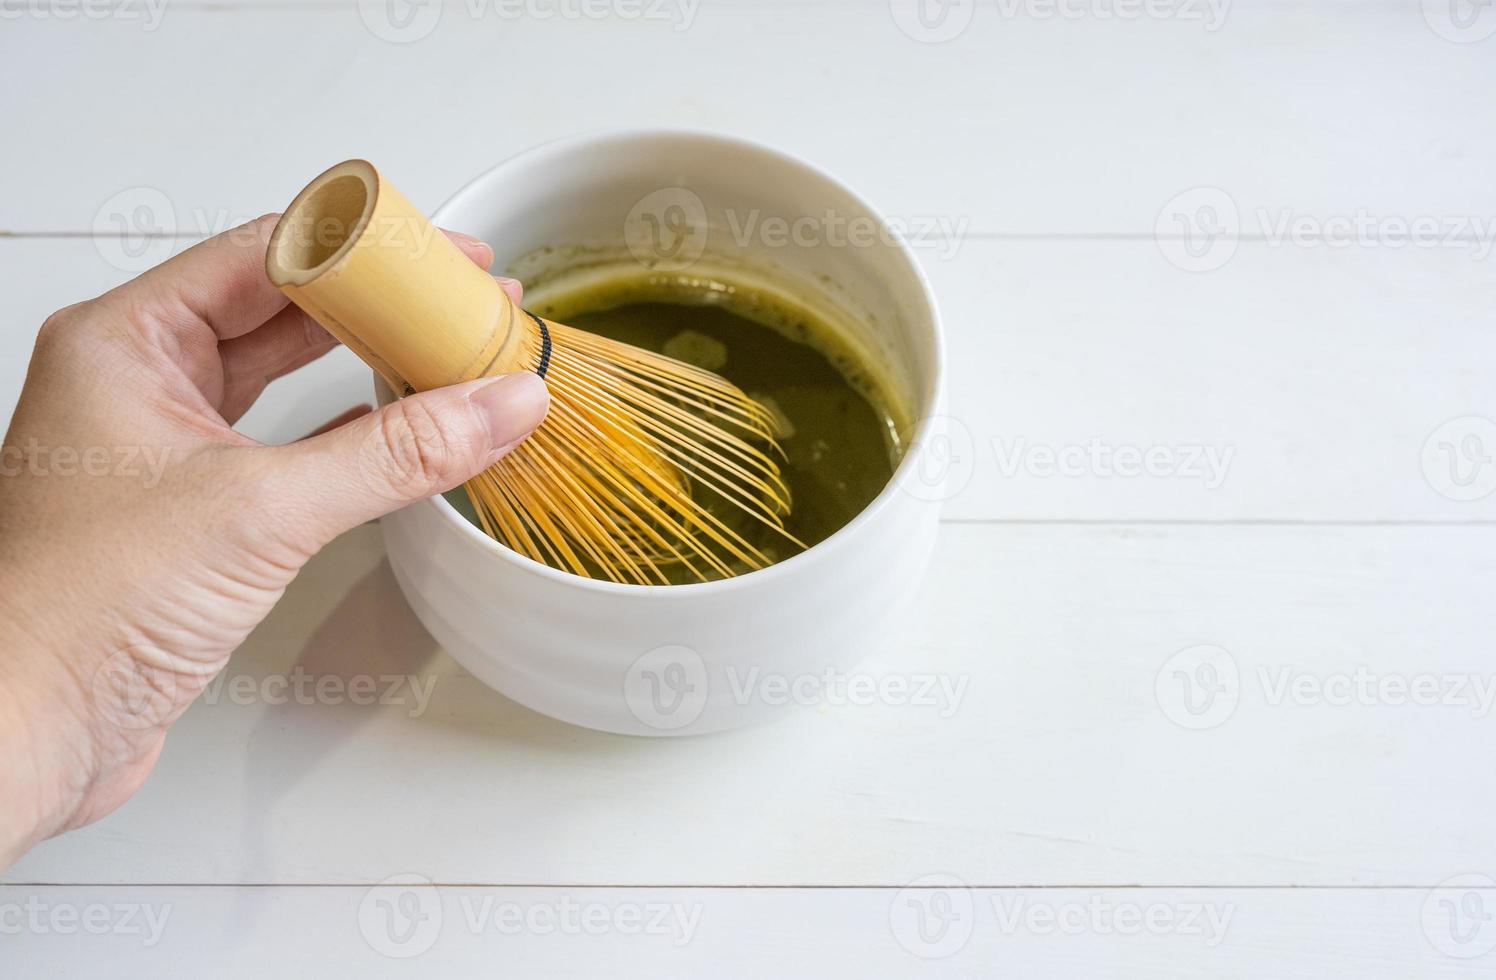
[265,159,528,394]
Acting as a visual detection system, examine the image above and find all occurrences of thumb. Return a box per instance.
[268,372,549,546]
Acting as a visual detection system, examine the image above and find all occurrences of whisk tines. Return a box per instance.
[464,320,803,584]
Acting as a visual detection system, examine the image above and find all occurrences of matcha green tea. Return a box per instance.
[446,271,903,582]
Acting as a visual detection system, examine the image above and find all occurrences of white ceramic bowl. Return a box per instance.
[379,130,945,735]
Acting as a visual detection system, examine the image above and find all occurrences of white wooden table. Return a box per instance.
[3,1,1495,974]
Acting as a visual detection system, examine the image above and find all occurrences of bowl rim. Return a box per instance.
[419,126,947,596]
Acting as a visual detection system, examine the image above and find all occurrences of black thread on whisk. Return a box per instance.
[527,310,553,380]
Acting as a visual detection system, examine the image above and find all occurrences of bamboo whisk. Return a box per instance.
[265,160,799,584]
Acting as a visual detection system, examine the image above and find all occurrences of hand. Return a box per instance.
[0,215,549,869]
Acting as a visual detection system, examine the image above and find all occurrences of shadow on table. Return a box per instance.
[231,530,659,800]
[218,529,741,923]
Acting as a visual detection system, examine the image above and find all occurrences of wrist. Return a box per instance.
[0,684,55,868]
[0,650,98,869]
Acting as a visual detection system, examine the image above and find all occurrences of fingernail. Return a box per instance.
[448,230,494,268]
[495,276,520,290]
[469,373,549,453]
